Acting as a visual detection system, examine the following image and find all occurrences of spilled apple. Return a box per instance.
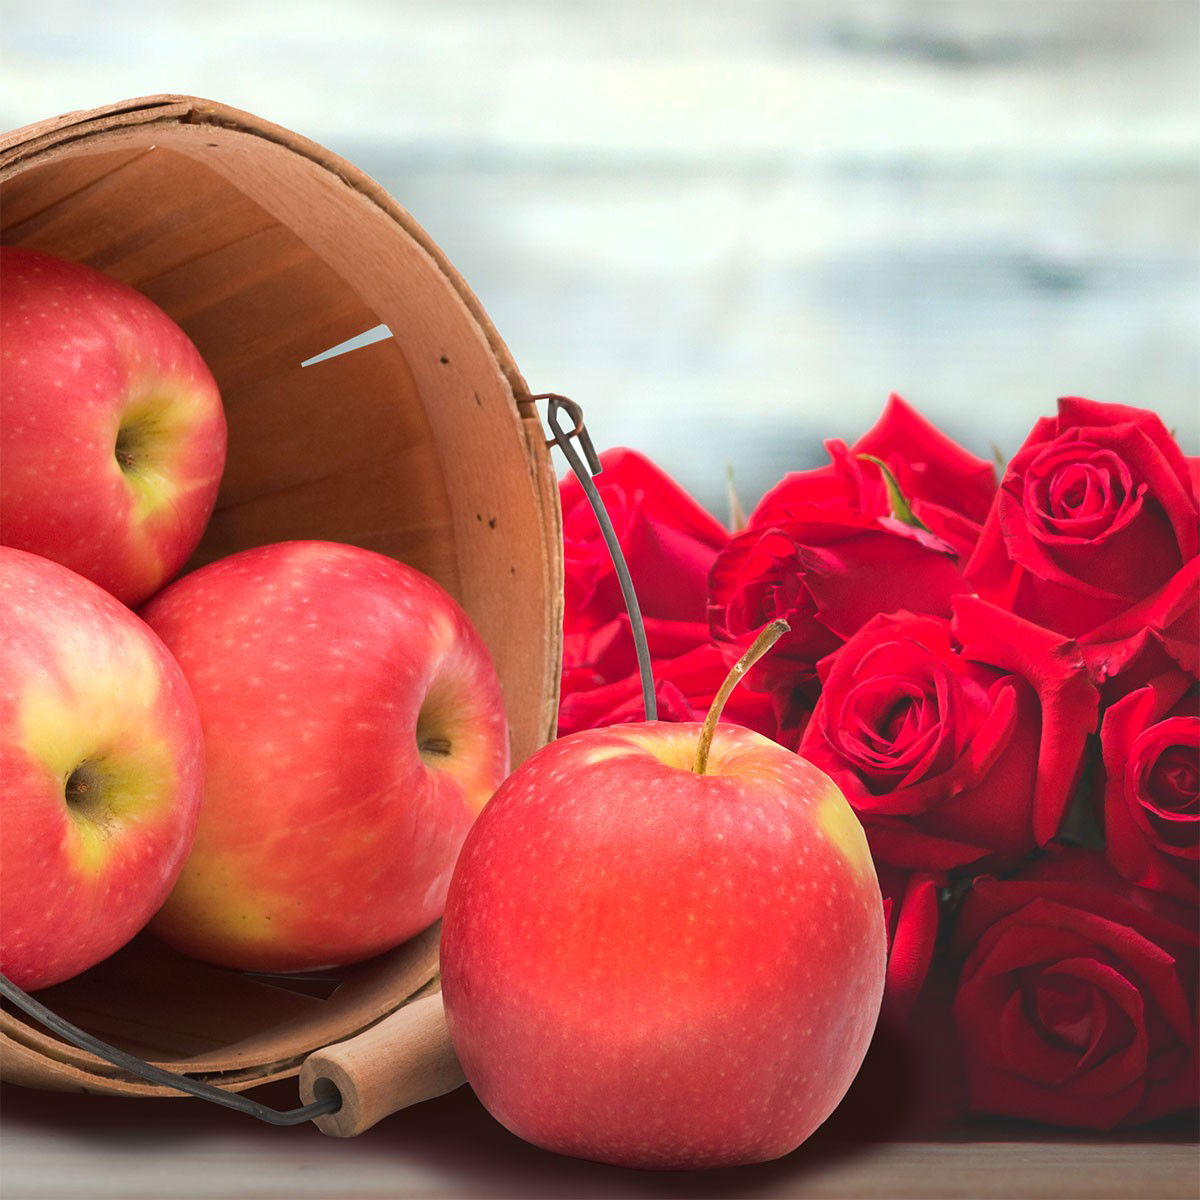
[0,247,225,605]
[0,548,205,990]
[441,620,886,1170]
[141,540,509,973]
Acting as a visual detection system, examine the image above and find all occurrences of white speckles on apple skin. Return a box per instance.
[0,247,226,605]
[141,540,509,973]
[0,548,205,991]
[442,721,886,1170]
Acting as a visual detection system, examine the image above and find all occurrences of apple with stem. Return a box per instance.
[0,247,226,606]
[0,548,205,991]
[141,540,510,973]
[441,619,887,1170]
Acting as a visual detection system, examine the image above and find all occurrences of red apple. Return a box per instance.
[0,547,205,991]
[441,626,886,1169]
[0,247,225,606]
[140,540,510,973]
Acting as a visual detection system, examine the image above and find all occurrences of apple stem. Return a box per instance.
[693,618,790,775]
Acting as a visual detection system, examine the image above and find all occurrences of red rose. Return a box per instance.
[877,865,942,1024]
[1080,556,1199,702]
[967,398,1199,683]
[855,393,998,528]
[836,870,964,1135]
[557,616,774,739]
[561,449,728,633]
[707,508,968,704]
[751,396,996,561]
[952,849,1199,1129]
[562,616,710,692]
[1100,671,1199,902]
[798,597,1098,870]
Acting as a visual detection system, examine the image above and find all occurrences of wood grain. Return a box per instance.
[298,992,466,1138]
[0,1081,1195,1200]
[7,0,1185,511]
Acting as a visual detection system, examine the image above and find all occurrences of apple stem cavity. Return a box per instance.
[64,761,104,819]
[693,619,790,776]
[65,763,93,802]
[114,424,140,472]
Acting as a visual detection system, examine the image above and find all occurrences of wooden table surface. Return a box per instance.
[2,1080,1195,1200]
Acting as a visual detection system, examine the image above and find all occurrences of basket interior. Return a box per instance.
[3,140,464,591]
[0,112,559,1086]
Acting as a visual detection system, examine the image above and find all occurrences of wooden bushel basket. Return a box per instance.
[0,96,563,1132]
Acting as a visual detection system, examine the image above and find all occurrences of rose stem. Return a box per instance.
[693,618,790,776]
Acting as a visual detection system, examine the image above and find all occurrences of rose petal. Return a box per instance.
[882,873,941,1024]
[561,448,728,630]
[1101,672,1199,901]
[953,596,1099,846]
[797,531,967,640]
[854,393,998,524]
[1082,557,1200,686]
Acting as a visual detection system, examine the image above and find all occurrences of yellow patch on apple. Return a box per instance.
[19,640,179,872]
[116,381,212,522]
[816,787,874,877]
[157,860,282,955]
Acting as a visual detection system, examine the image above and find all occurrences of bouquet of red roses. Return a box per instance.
[558,395,1198,1132]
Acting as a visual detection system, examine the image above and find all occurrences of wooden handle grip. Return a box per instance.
[298,991,466,1137]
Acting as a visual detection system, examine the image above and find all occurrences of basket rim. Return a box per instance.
[0,93,537,412]
[0,926,443,1097]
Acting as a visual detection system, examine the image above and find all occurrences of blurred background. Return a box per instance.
[2,0,1196,513]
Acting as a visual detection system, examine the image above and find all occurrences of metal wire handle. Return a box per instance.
[536,394,657,723]
[0,972,338,1124]
[0,395,652,1126]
